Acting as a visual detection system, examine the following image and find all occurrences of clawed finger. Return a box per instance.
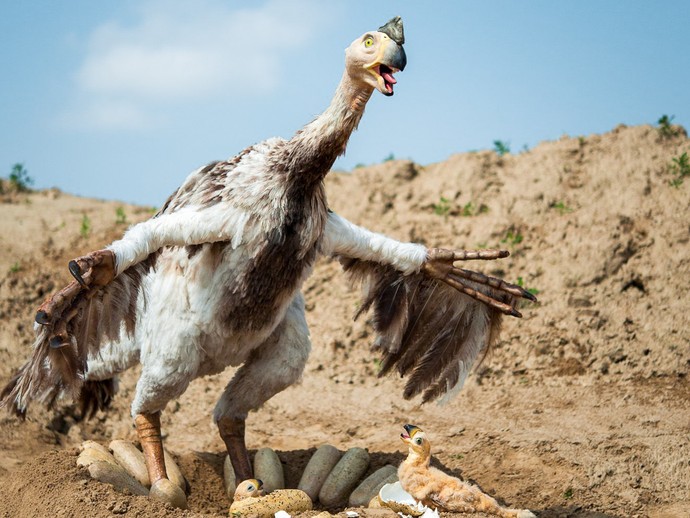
[69,260,88,289]
[453,268,538,302]
[441,274,522,317]
[35,280,82,324]
[428,248,510,262]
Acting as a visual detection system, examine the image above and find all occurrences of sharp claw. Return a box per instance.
[522,289,538,302]
[69,260,88,289]
[49,335,69,348]
[509,307,523,318]
[35,310,50,325]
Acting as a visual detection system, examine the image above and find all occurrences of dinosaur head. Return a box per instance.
[400,423,431,459]
[345,16,407,96]
[233,479,264,501]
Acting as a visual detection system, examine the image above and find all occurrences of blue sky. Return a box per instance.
[1,1,688,206]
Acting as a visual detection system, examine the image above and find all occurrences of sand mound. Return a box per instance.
[1,124,688,517]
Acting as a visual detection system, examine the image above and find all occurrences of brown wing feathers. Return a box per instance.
[0,262,149,416]
[343,258,512,403]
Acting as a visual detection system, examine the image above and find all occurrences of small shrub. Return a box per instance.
[8,163,33,192]
[501,230,523,246]
[432,196,451,216]
[80,214,91,238]
[669,151,690,187]
[383,153,395,162]
[658,114,679,139]
[115,206,127,225]
[516,276,540,297]
[493,140,510,156]
[460,201,489,216]
[9,262,21,274]
[550,201,573,214]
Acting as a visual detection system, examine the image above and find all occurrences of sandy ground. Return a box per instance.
[0,124,688,518]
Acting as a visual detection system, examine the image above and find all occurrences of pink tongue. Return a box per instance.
[381,71,397,84]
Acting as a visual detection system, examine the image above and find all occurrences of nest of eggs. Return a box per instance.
[77,440,417,516]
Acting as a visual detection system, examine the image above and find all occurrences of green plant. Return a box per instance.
[8,163,33,192]
[669,151,690,187]
[516,276,540,297]
[383,153,395,162]
[9,262,21,273]
[115,206,127,225]
[460,201,489,216]
[563,487,573,500]
[658,114,678,139]
[432,196,451,216]
[550,201,573,214]
[493,140,510,156]
[80,214,91,238]
[501,230,523,246]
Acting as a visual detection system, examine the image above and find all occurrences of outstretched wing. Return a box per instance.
[341,258,515,403]
[0,259,152,417]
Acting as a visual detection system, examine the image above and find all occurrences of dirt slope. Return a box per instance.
[0,124,688,517]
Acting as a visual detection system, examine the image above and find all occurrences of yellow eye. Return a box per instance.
[364,37,374,48]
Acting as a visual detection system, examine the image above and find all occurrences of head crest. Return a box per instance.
[379,16,405,45]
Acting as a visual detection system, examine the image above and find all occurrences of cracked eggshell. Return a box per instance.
[253,447,285,492]
[298,444,342,501]
[229,489,312,518]
[376,481,425,517]
[109,440,150,487]
[319,447,370,507]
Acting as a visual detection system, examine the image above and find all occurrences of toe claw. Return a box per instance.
[69,260,88,289]
[35,310,50,325]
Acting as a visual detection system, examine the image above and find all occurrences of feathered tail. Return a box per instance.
[342,258,514,403]
[0,261,151,417]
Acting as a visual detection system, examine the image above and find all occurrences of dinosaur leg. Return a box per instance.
[214,294,311,492]
[134,411,188,509]
[218,416,253,482]
[422,248,537,317]
[135,412,168,483]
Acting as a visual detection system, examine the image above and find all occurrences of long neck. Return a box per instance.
[404,448,431,469]
[280,71,373,185]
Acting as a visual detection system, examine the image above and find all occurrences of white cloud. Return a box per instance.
[61,0,333,130]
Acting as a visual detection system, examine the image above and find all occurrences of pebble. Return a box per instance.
[298,444,342,501]
[319,447,370,507]
[253,447,285,492]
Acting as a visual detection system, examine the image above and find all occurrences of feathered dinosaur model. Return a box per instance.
[399,425,536,517]
[1,17,535,508]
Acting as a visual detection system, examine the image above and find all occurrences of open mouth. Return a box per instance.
[377,64,398,95]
